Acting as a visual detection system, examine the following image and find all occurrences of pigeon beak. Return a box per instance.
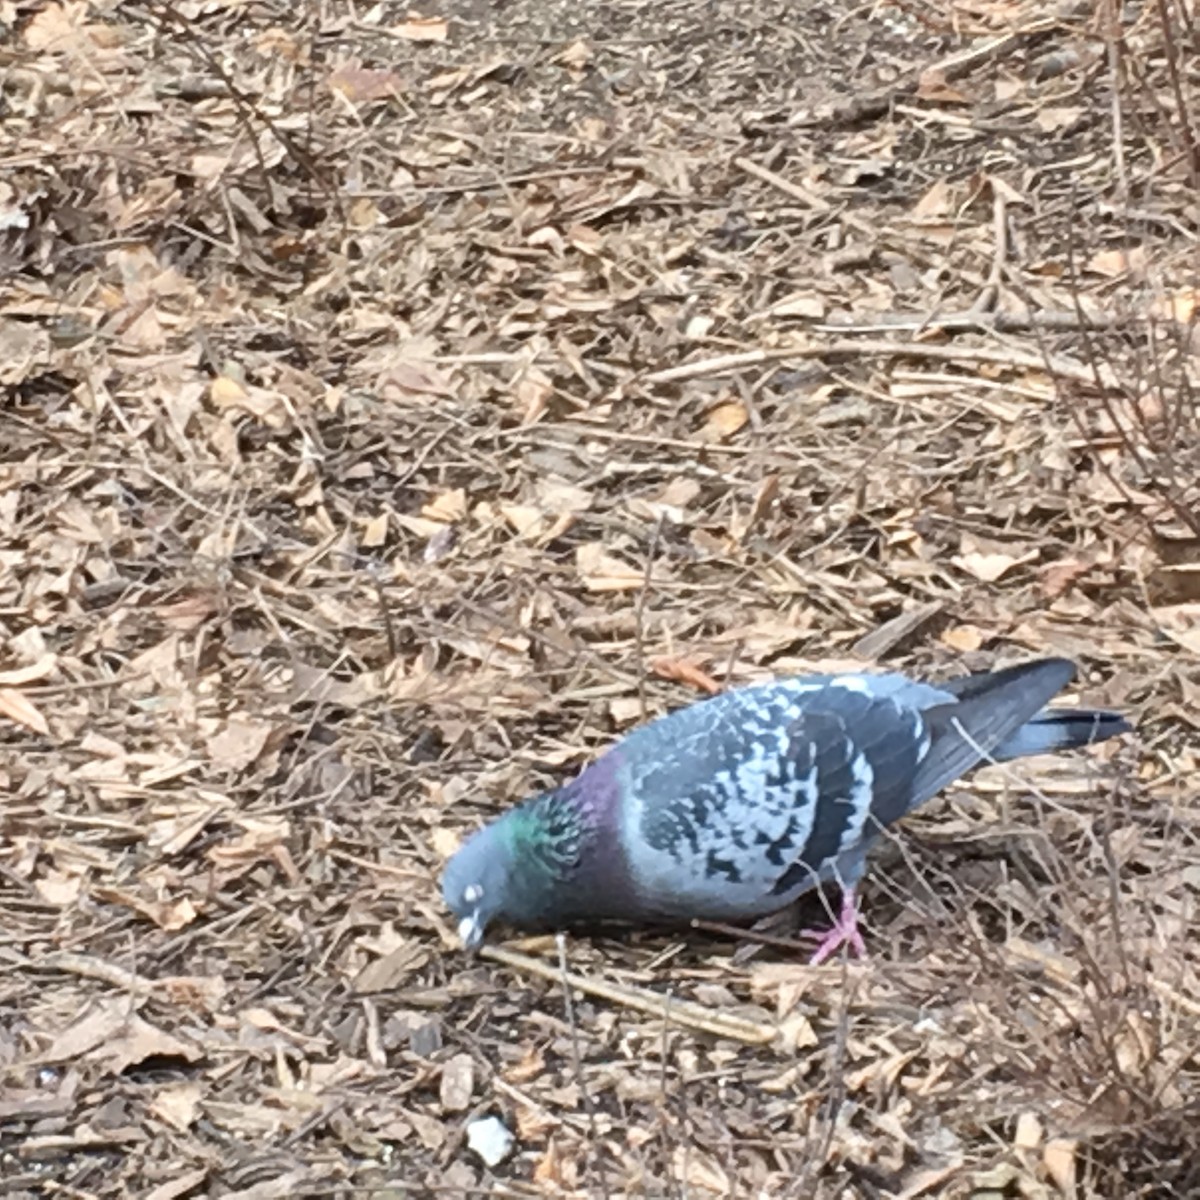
[457,911,484,951]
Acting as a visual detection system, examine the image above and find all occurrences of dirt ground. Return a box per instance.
[2,0,1199,1196]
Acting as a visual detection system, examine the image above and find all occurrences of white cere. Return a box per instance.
[463,883,483,904]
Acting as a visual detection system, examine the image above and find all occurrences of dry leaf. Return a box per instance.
[1153,287,1200,323]
[1087,246,1146,277]
[353,942,430,993]
[1043,1138,1077,1194]
[205,718,277,772]
[1036,106,1083,133]
[536,478,592,514]
[24,2,88,52]
[558,39,593,69]
[915,70,969,104]
[768,291,825,318]
[143,1168,209,1200]
[42,1001,131,1061]
[93,886,199,931]
[422,488,467,522]
[375,357,454,400]
[431,827,462,859]
[1038,558,1096,600]
[912,178,953,219]
[673,1146,731,1195]
[700,401,749,441]
[651,656,722,694]
[362,511,389,546]
[0,654,57,686]
[575,543,644,591]
[393,17,448,41]
[0,687,50,735]
[329,64,403,102]
[940,625,984,652]
[498,503,546,538]
[43,1000,200,1073]
[609,695,644,725]
[36,870,82,906]
[209,375,287,426]
[533,1137,576,1188]
[150,1082,203,1132]
[1013,1111,1042,1150]
[395,513,448,538]
[952,548,1038,582]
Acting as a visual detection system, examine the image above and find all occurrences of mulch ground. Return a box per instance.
[2,0,1199,1196]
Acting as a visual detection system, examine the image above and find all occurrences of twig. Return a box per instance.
[791,953,856,1197]
[479,944,778,1045]
[492,1076,589,1132]
[815,310,1134,335]
[1104,0,1129,199]
[370,570,399,660]
[970,187,1008,316]
[733,156,831,212]
[690,916,824,954]
[642,338,1108,388]
[1150,977,1200,1021]
[660,979,681,1200]
[418,166,613,196]
[928,21,1056,84]
[557,934,612,1200]
[644,347,793,384]
[1052,197,1200,536]
[326,848,431,880]
[40,952,153,996]
[634,512,665,722]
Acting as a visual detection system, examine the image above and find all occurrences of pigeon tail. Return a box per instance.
[991,708,1132,762]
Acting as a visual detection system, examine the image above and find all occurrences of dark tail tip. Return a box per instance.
[992,707,1133,761]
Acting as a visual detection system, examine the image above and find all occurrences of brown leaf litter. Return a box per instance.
[1,0,1198,1196]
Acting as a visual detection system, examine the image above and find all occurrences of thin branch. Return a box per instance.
[634,512,665,722]
[480,944,778,1045]
[556,934,612,1200]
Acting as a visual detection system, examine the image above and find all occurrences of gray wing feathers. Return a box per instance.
[622,679,930,917]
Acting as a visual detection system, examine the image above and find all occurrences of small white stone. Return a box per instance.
[466,1115,515,1167]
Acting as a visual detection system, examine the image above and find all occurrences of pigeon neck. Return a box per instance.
[498,761,626,923]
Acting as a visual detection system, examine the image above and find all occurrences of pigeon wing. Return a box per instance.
[618,679,931,921]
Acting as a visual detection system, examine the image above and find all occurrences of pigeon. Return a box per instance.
[441,657,1130,963]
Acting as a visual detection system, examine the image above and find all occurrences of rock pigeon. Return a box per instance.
[441,657,1130,963]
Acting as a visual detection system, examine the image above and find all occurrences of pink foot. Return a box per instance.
[802,889,867,966]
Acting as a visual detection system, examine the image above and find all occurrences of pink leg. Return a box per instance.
[801,888,867,966]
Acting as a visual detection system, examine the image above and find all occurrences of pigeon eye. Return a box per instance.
[463,884,483,904]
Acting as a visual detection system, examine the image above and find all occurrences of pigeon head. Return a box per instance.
[441,821,515,950]
[441,788,597,949]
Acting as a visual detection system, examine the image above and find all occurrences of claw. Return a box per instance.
[801,888,867,965]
